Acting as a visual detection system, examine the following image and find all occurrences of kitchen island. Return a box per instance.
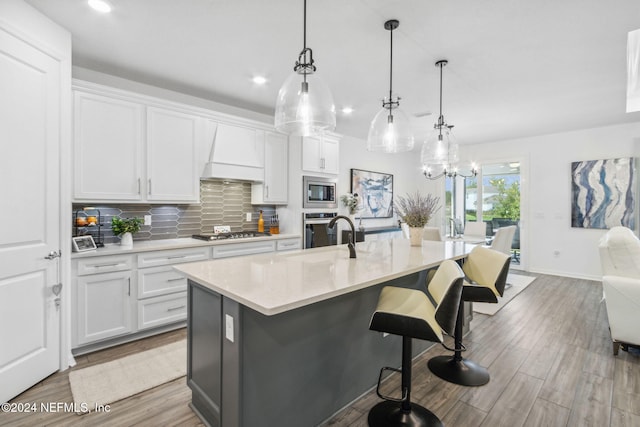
[174,238,475,427]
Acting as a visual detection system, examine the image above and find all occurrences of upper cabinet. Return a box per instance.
[74,91,144,201]
[73,83,202,203]
[252,131,288,205]
[146,107,200,202]
[301,134,339,175]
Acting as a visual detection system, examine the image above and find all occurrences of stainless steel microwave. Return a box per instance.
[303,176,337,209]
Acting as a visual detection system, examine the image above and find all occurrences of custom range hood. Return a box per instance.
[201,121,265,182]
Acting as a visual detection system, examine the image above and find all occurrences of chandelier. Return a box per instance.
[421,60,477,179]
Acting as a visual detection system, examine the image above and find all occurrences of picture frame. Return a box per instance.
[72,235,97,252]
[350,168,394,218]
[571,157,637,229]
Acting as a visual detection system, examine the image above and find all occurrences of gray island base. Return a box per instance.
[175,239,475,426]
[187,272,432,427]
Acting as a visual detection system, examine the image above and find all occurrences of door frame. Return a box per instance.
[450,155,529,272]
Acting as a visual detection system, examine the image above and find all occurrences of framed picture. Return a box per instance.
[571,157,636,229]
[72,235,97,252]
[350,168,394,218]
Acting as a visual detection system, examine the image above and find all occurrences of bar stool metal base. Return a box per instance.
[368,400,443,427]
[427,355,490,386]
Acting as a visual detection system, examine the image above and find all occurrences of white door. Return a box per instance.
[0,3,67,403]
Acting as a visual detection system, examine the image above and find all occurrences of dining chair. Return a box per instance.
[463,221,487,240]
[423,227,443,241]
[489,225,517,256]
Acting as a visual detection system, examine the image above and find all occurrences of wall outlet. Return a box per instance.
[225,314,234,342]
[246,212,252,222]
[144,215,152,226]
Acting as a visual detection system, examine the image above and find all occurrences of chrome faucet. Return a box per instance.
[329,215,357,258]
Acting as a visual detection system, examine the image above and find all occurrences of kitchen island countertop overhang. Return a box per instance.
[174,239,476,315]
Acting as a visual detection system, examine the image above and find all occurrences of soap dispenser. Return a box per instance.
[258,210,264,232]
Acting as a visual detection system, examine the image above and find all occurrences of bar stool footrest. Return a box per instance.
[368,400,443,427]
[376,366,407,402]
[428,355,490,386]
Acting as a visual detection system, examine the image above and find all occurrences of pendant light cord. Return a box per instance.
[303,0,307,51]
[389,26,393,106]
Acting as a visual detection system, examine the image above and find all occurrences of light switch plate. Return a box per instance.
[246,212,252,222]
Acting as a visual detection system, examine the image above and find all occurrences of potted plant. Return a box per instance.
[340,193,360,216]
[111,217,144,248]
[395,192,441,246]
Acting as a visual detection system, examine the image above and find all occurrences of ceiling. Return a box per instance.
[25,0,640,147]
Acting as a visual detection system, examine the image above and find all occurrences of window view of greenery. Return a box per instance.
[465,177,520,222]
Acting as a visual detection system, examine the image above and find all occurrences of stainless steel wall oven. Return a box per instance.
[303,212,338,249]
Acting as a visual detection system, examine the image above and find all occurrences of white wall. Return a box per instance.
[338,135,439,229]
[461,121,640,280]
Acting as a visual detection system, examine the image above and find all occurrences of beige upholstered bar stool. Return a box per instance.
[368,260,464,427]
[428,246,511,386]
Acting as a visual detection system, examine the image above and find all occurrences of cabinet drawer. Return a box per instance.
[138,265,186,299]
[276,238,301,251]
[213,241,275,259]
[137,247,210,268]
[137,292,187,330]
[76,255,133,276]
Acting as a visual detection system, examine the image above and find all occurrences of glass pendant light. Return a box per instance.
[366,20,414,153]
[275,0,336,136]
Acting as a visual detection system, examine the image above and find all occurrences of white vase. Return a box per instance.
[120,232,133,248]
[408,227,423,246]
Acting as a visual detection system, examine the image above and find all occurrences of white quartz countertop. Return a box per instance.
[70,233,301,258]
[174,238,476,316]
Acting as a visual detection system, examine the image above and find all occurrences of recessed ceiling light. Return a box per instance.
[252,76,267,85]
[341,106,354,115]
[88,0,112,13]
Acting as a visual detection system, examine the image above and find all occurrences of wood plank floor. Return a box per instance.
[1,273,639,426]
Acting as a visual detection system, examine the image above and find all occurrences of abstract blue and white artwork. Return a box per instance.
[350,169,393,218]
[571,158,636,229]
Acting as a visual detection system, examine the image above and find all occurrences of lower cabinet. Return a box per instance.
[138,291,188,330]
[75,270,134,345]
[72,238,301,351]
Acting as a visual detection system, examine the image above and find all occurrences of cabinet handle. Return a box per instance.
[265,185,269,198]
[167,277,184,282]
[148,179,152,195]
[167,305,186,312]
[167,255,186,259]
[95,263,121,268]
[127,278,131,296]
[138,178,141,194]
[321,158,325,169]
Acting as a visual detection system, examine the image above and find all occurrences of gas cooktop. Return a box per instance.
[192,231,271,241]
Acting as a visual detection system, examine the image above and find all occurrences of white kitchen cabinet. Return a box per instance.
[73,84,202,203]
[75,269,134,346]
[137,291,188,330]
[301,134,339,175]
[74,91,144,201]
[146,107,201,202]
[135,247,209,330]
[276,238,301,251]
[213,241,276,258]
[252,131,288,205]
